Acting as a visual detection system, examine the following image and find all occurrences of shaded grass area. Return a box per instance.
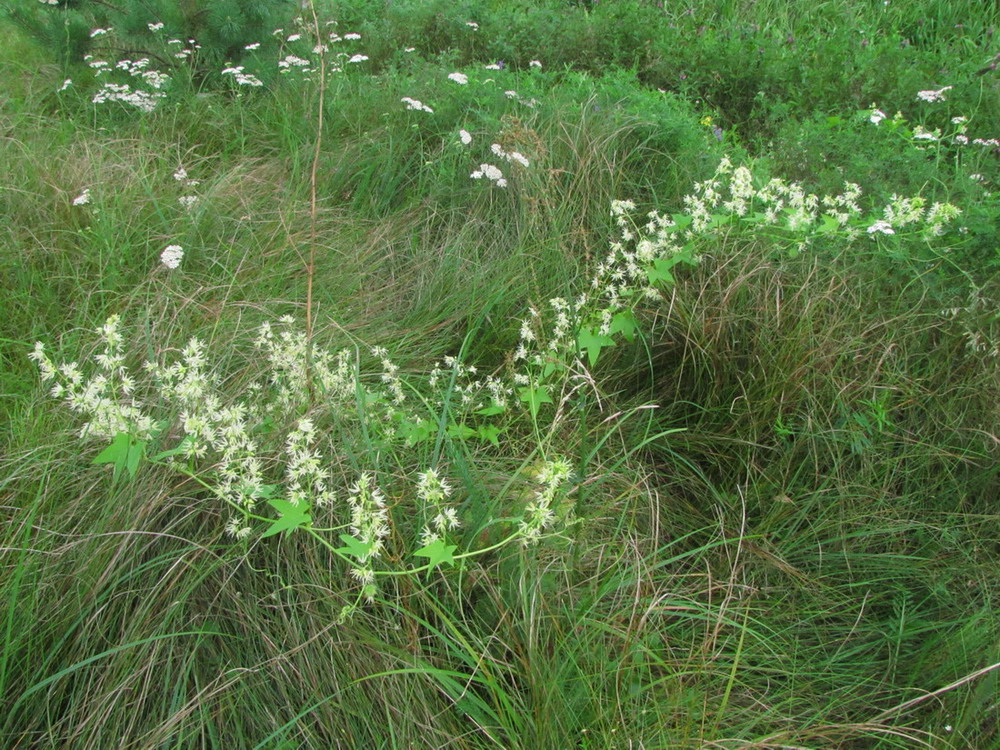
[2,3,999,749]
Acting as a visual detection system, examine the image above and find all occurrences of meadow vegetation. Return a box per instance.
[1,0,998,747]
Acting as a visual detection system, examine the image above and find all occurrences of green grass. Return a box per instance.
[2,1,999,748]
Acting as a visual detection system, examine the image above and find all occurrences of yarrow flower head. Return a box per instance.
[72,188,92,206]
[470,163,506,188]
[459,129,472,145]
[916,86,952,103]
[160,244,184,268]
[401,97,433,113]
[447,72,469,85]
[221,66,263,87]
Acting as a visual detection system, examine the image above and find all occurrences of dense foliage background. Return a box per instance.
[1,1,998,748]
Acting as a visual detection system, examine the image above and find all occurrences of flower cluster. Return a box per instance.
[372,346,406,405]
[221,65,264,88]
[173,166,200,211]
[160,244,184,268]
[29,316,157,441]
[346,472,390,596]
[254,316,356,412]
[427,355,511,411]
[916,86,952,103]
[490,142,530,168]
[519,459,573,546]
[470,162,507,188]
[872,194,962,238]
[402,97,433,113]
[416,468,459,545]
[283,418,337,508]
[84,50,171,113]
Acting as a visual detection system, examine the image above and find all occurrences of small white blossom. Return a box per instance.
[448,72,468,85]
[72,188,91,206]
[529,60,542,68]
[459,129,472,145]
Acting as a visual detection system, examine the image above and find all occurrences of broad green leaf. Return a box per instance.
[92,432,146,482]
[609,310,638,342]
[261,498,311,538]
[413,538,457,570]
[253,484,278,500]
[818,214,841,234]
[446,423,477,441]
[336,533,372,561]
[476,424,501,448]
[708,213,731,230]
[151,436,194,462]
[475,403,506,417]
[577,327,616,368]
[399,418,434,446]
[672,213,694,230]
[518,385,553,418]
[645,258,675,287]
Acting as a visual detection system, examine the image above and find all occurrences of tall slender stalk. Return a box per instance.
[304,1,327,404]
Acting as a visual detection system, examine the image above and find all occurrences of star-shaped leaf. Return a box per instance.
[477,424,501,448]
[414,538,458,570]
[577,327,616,367]
[92,431,146,483]
[518,385,553,418]
[645,258,675,287]
[261,498,311,538]
[336,533,373,561]
[608,310,637,342]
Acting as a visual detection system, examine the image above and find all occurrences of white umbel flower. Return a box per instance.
[161,244,184,268]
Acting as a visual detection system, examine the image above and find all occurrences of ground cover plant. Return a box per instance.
[2,0,999,748]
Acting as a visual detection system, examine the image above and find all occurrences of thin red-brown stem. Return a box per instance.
[305,2,327,403]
